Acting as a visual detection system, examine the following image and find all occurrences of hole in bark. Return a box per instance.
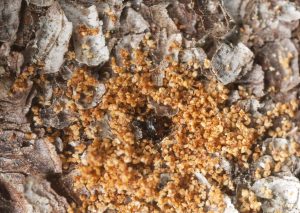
[132,115,173,142]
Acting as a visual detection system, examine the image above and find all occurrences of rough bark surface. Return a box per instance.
[1,0,300,212]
